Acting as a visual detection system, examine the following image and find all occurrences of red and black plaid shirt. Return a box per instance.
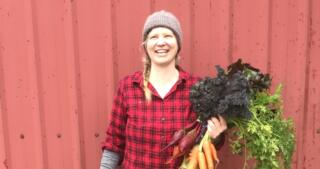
[102,66,200,169]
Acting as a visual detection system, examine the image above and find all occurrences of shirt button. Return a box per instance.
[161,117,165,121]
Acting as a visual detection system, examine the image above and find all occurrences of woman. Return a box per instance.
[100,10,227,169]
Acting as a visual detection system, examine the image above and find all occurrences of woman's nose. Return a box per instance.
[155,37,166,46]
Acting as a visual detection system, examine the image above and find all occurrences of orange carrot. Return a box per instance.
[203,141,214,169]
[172,145,181,156]
[198,151,207,169]
[210,143,219,165]
[187,146,199,169]
[166,145,182,164]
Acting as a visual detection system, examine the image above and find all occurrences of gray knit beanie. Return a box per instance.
[143,10,182,52]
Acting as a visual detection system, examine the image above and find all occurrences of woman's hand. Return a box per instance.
[207,115,227,139]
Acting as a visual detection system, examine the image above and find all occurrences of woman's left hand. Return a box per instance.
[207,115,227,139]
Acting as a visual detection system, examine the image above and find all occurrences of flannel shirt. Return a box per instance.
[102,66,200,169]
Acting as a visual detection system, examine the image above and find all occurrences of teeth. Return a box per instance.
[155,49,168,53]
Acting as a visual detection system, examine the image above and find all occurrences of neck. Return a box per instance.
[149,63,179,85]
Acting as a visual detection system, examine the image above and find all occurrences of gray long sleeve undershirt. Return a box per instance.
[99,149,120,169]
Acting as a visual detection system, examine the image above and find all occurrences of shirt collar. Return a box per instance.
[132,65,188,86]
[176,65,188,82]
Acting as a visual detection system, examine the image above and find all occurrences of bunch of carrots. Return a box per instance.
[161,121,220,169]
[179,131,219,169]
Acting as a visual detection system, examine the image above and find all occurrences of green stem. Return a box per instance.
[199,130,210,152]
[243,139,248,169]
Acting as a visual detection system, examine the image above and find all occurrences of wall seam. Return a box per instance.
[29,0,49,168]
[266,0,273,74]
[228,0,234,64]
[111,0,119,88]
[0,30,12,169]
[301,0,312,168]
[70,0,86,168]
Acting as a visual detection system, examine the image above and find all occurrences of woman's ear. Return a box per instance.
[139,41,147,53]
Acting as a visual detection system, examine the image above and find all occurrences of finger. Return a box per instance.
[210,117,226,134]
[207,122,213,133]
[218,115,227,131]
[207,125,218,139]
[210,117,221,128]
[218,115,226,125]
[207,119,220,139]
[207,119,216,129]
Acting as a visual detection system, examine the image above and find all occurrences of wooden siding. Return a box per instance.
[0,0,319,168]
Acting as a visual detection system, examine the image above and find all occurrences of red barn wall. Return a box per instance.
[0,0,319,168]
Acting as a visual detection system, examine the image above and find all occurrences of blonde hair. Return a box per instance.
[143,55,152,101]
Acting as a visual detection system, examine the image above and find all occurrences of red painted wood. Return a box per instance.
[112,0,151,82]
[303,0,320,168]
[0,0,45,168]
[72,0,116,168]
[0,0,319,168]
[0,99,7,169]
[27,0,82,168]
[284,1,310,168]
[192,0,231,77]
[231,0,270,72]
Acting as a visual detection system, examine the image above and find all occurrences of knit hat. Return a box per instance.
[143,10,182,52]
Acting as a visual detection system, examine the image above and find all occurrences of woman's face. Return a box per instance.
[145,27,179,67]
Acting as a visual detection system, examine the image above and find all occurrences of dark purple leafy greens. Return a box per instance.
[190,59,271,122]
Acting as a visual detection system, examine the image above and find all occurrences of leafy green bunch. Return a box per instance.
[190,59,295,169]
[230,85,295,169]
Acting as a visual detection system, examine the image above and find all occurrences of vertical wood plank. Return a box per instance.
[0,0,45,168]
[0,1,10,169]
[231,0,270,72]
[192,0,231,76]
[0,111,6,169]
[284,0,310,168]
[113,0,151,81]
[0,82,8,169]
[104,0,116,139]
[31,0,82,168]
[71,0,118,168]
[269,0,289,89]
[303,0,320,168]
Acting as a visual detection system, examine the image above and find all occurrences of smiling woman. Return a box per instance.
[99,10,227,169]
[145,27,180,99]
[145,27,179,67]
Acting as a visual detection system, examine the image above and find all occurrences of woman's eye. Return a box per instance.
[149,35,157,39]
[165,35,173,38]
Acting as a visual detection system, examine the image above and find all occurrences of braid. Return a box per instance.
[143,56,152,101]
